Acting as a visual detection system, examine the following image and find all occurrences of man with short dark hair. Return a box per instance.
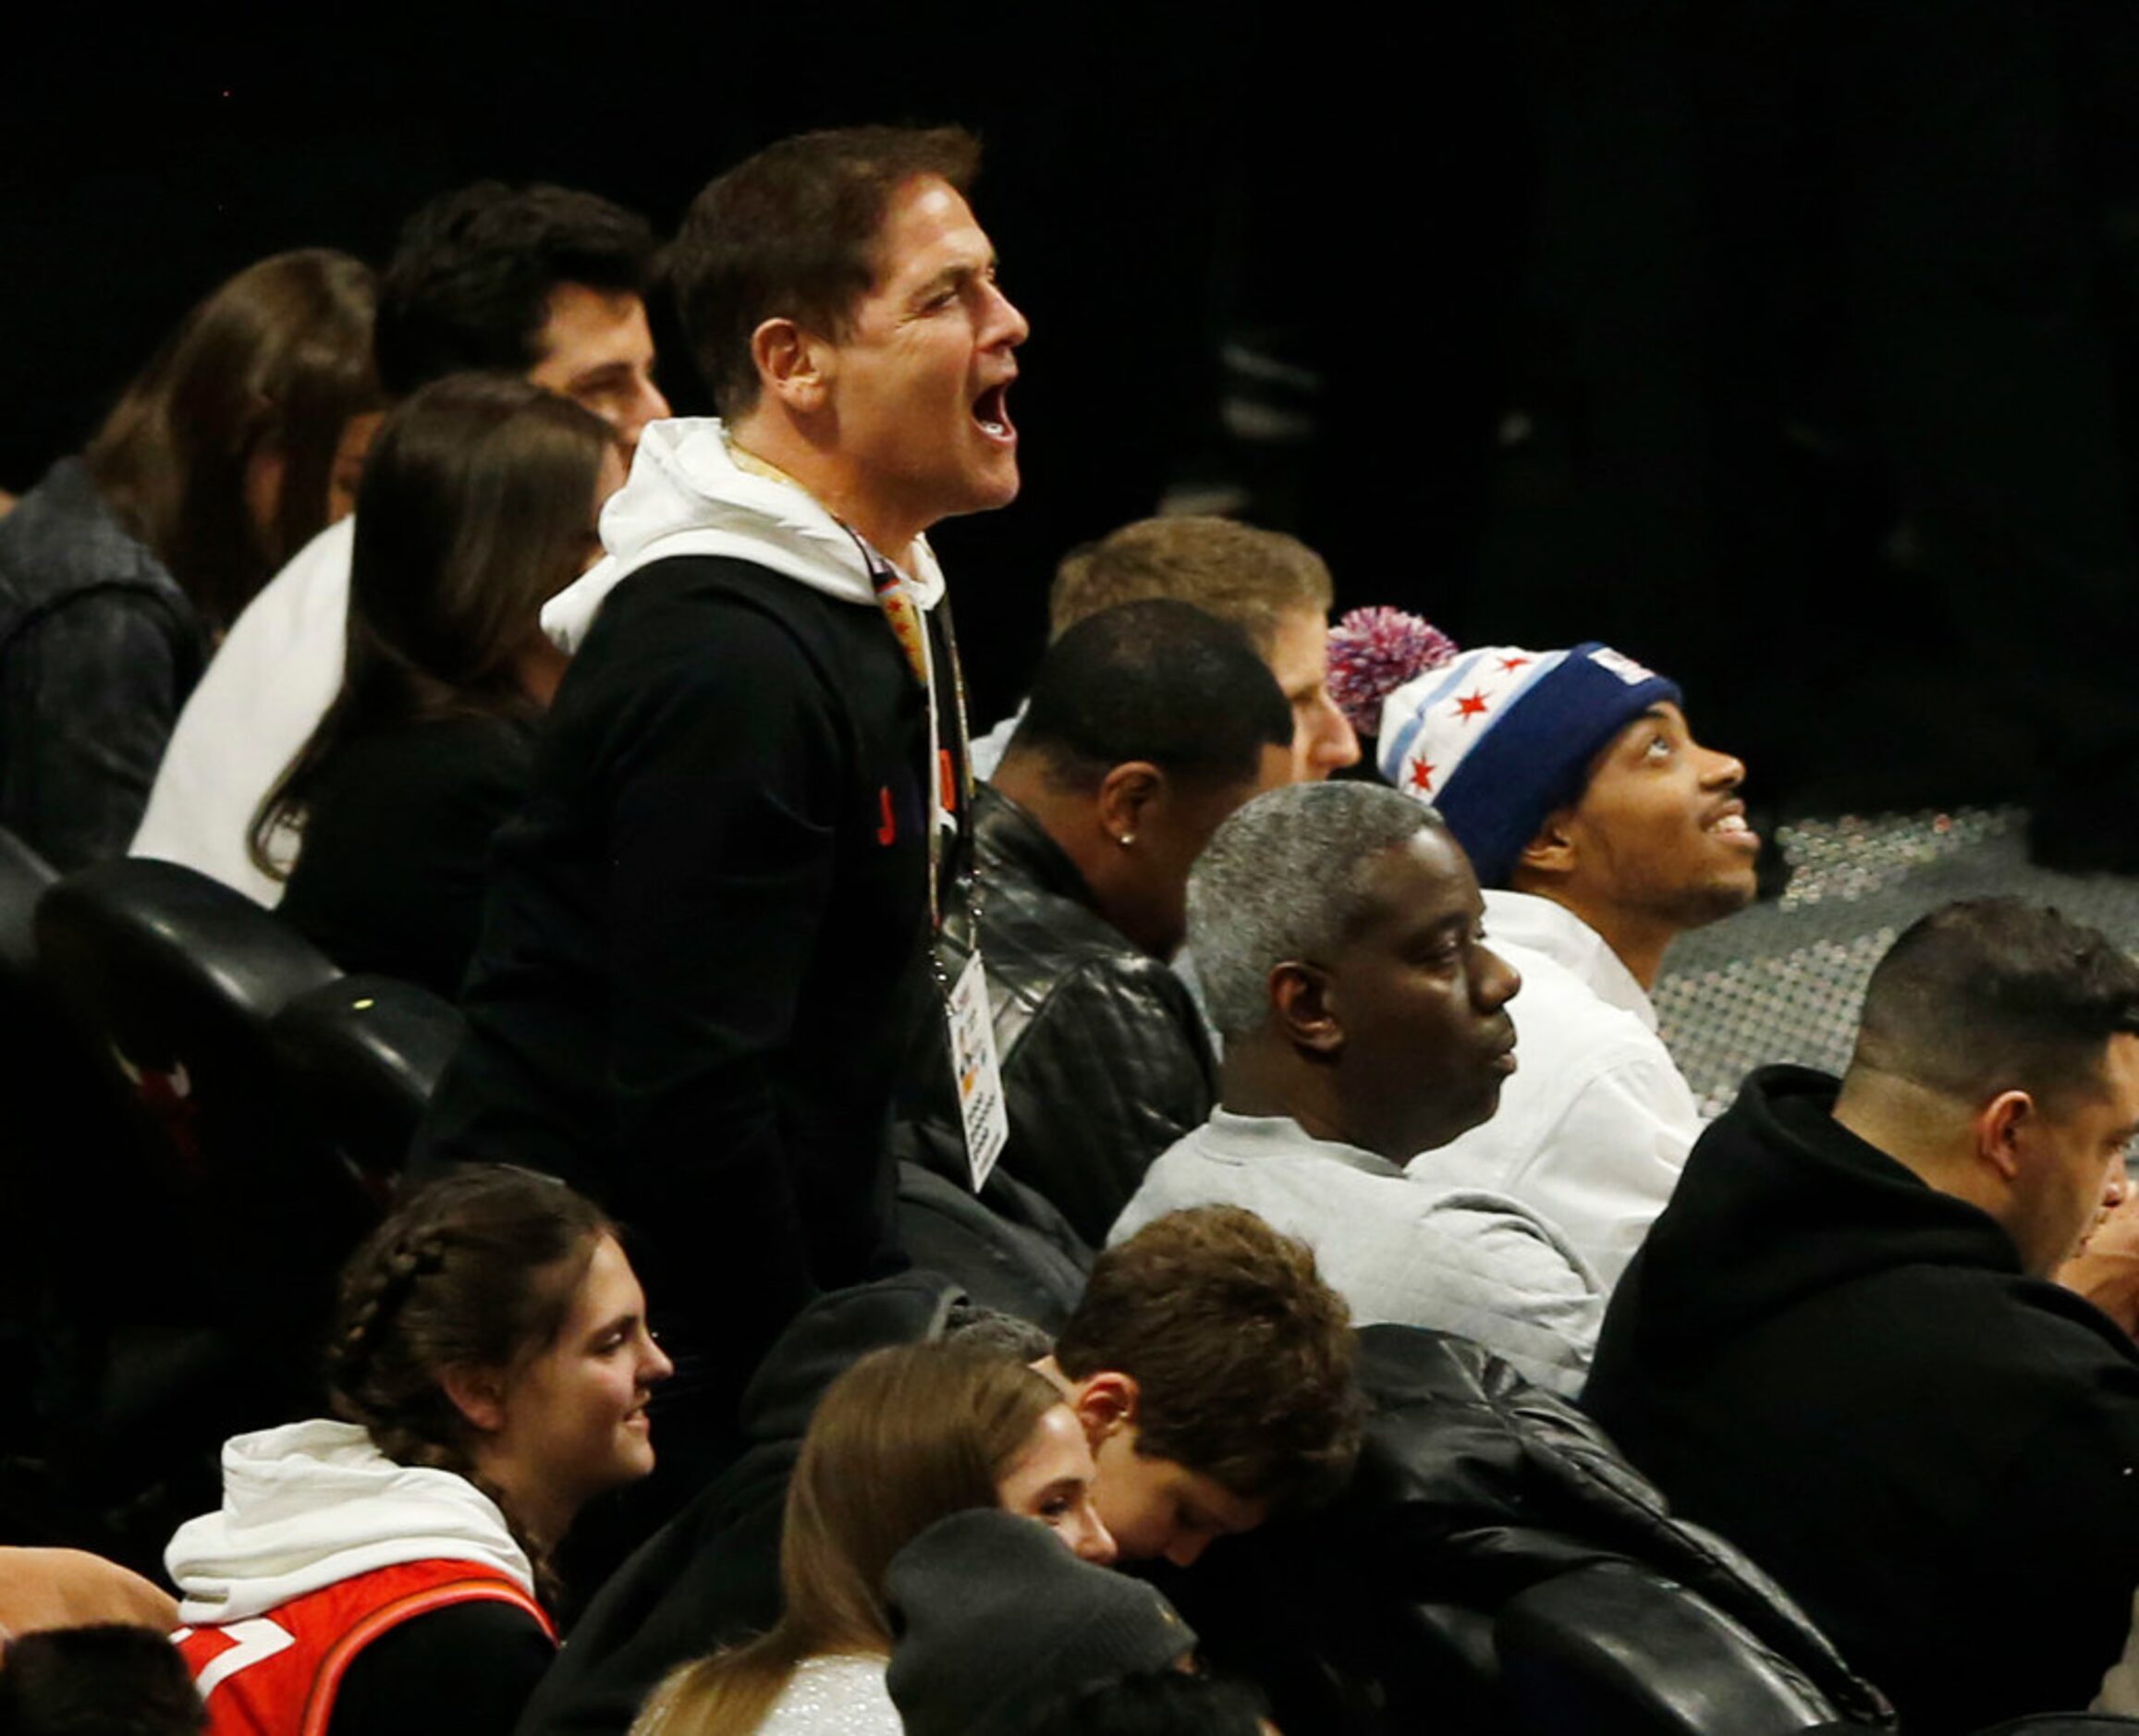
[1376,640,1754,1285]
[1584,899,2139,1732]
[132,182,667,904]
[512,1204,1361,1736]
[422,128,1029,1432]
[1114,781,1607,1397]
[970,515,1360,786]
[898,598,1292,1243]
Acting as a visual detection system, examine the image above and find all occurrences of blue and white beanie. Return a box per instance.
[1375,642,1681,887]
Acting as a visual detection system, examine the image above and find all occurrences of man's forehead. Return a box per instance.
[871,176,992,285]
[531,283,652,373]
[2098,1031,2139,1116]
[1360,830,1477,926]
[1265,606,1331,694]
[1152,1458,1269,1534]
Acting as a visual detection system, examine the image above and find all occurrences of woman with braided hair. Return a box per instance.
[165,1166,672,1736]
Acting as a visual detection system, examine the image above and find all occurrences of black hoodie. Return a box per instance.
[1583,1063,2139,1733]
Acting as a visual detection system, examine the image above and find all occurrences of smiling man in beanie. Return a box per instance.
[1376,641,1756,1287]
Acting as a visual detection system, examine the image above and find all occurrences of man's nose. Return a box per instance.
[987,282,1031,348]
[1701,743,1747,790]
[1311,701,1361,775]
[1164,1531,1212,1570]
[618,378,672,458]
[1477,944,1521,1011]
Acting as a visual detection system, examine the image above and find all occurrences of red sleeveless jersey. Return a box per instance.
[173,1558,556,1736]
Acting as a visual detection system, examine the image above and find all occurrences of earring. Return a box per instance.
[1118,833,1135,848]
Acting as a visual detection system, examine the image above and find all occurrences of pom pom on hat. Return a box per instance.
[1326,607,1460,739]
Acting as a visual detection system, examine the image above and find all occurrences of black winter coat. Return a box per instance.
[1585,1064,2139,1734]
[420,556,940,1425]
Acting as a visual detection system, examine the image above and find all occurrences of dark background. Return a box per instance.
[10,1,2139,813]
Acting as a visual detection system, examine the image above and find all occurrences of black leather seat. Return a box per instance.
[35,860,370,1374]
[1497,1561,1856,1735]
[268,972,465,1192]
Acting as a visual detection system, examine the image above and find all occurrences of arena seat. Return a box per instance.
[1497,1561,1861,1734]
[268,972,464,1192]
[35,859,370,1374]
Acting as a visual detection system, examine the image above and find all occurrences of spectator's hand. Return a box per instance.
[2060,1184,2139,1338]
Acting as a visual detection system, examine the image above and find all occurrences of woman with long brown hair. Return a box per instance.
[0,249,378,869]
[631,1339,1116,1736]
[256,372,619,996]
[168,1165,672,1736]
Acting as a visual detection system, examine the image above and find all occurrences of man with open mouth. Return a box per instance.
[420,125,1030,1481]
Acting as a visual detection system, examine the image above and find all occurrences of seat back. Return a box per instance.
[1497,1561,1846,1736]
[268,973,465,1192]
[35,860,369,1367]
[0,831,179,1366]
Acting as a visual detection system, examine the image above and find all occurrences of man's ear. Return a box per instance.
[1067,1370,1140,1447]
[1514,806,1580,885]
[1974,1089,2035,1183]
[1095,763,1165,848]
[1270,960,1343,1057]
[438,1364,508,1437]
[750,316,831,413]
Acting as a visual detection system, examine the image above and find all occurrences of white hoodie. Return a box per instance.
[542,417,946,654]
[165,1420,532,1626]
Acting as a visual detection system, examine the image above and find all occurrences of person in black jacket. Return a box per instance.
[419,127,1030,1461]
[1584,898,2139,1733]
[260,375,623,999]
[899,598,1292,1243]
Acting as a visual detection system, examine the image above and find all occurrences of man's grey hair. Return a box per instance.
[1189,782,1444,1041]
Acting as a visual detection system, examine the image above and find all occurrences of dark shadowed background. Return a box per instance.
[9,1,2139,810]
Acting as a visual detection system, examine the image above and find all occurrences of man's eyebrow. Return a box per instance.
[909,254,997,304]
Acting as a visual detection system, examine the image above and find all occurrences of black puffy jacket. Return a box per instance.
[896,785,1216,1246]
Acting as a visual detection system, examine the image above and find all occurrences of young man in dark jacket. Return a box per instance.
[420,127,1029,1439]
[1584,898,2139,1732]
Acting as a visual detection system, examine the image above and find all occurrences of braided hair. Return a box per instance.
[326,1165,615,1595]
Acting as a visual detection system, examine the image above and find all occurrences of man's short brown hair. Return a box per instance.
[1049,517,1335,657]
[670,125,982,416]
[1055,1206,1362,1508]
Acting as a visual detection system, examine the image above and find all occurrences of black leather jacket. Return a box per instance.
[897,785,1216,1246]
[1169,1324,1896,1732]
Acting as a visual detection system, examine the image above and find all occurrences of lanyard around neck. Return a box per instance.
[722,435,973,928]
